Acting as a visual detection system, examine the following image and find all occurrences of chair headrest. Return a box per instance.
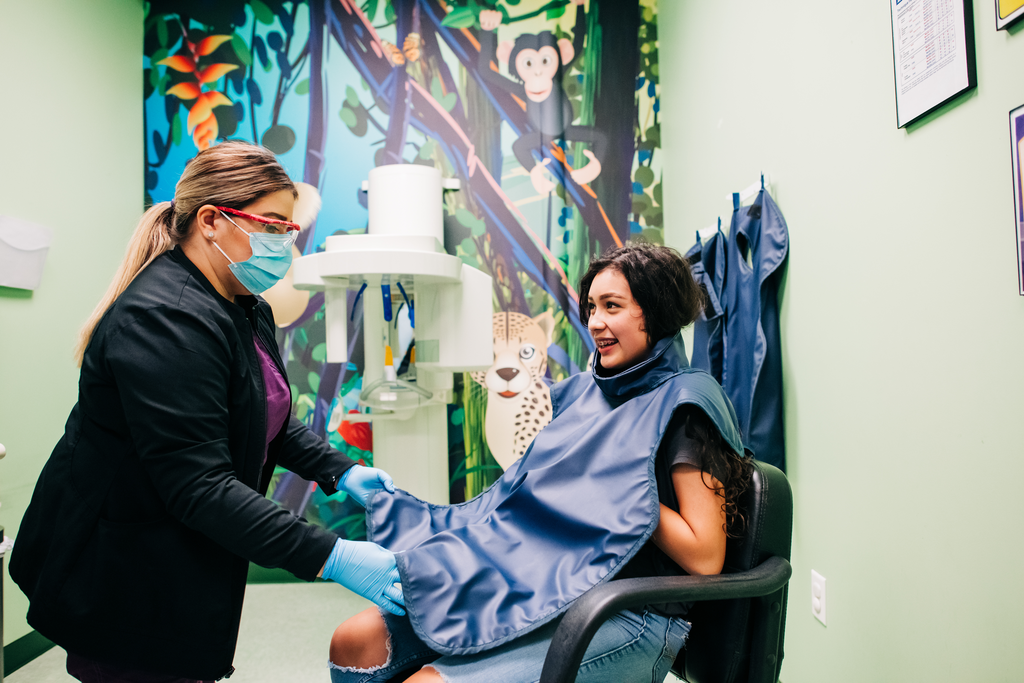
[725,460,794,572]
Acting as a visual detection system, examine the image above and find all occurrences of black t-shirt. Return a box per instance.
[614,406,726,617]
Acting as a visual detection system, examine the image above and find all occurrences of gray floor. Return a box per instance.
[7,583,370,683]
[7,583,684,682]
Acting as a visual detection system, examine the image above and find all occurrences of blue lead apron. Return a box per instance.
[686,222,727,385]
[367,333,743,655]
[721,184,789,470]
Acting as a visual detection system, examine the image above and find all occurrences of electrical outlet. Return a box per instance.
[811,570,827,625]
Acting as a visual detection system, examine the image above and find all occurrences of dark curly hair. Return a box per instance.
[579,241,752,536]
[578,241,704,346]
[677,407,754,537]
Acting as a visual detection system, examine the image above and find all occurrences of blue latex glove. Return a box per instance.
[339,465,395,508]
[322,538,405,615]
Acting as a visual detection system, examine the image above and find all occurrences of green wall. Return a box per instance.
[660,2,1024,681]
[0,0,143,646]
[4,0,1024,677]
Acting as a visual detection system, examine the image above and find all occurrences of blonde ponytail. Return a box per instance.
[73,202,175,365]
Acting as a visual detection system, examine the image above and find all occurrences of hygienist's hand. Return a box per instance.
[339,465,395,508]
[321,538,405,615]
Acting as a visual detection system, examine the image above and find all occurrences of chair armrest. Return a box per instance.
[538,555,793,683]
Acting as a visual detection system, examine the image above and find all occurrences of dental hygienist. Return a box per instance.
[10,141,404,683]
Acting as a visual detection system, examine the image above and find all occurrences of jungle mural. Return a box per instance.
[143,0,662,541]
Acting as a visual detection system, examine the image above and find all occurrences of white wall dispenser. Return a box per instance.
[0,215,53,290]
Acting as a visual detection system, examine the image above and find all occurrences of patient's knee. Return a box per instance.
[406,666,445,682]
[329,607,390,669]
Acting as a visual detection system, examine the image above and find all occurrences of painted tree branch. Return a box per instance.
[419,0,626,258]
[381,1,414,165]
[328,0,592,346]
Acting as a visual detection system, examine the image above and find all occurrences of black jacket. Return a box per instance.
[9,248,355,680]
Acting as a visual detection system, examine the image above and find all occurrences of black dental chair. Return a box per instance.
[539,459,793,683]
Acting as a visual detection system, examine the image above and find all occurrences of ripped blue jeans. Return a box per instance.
[328,608,690,683]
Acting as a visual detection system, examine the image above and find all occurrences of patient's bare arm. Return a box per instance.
[650,464,727,576]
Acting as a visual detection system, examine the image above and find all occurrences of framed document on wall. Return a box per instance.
[996,0,1024,30]
[890,0,977,128]
[1009,104,1024,295]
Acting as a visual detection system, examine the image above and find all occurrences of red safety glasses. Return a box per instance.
[216,206,301,233]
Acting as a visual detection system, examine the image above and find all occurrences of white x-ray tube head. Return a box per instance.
[367,165,444,242]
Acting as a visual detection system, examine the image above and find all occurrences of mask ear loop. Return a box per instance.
[211,239,236,264]
[212,210,251,265]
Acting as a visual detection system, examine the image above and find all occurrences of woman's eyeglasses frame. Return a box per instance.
[215,206,301,234]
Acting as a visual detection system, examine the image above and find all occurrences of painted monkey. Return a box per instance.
[478,1,606,194]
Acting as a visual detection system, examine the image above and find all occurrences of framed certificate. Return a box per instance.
[996,0,1024,30]
[1009,104,1024,295]
[890,0,977,128]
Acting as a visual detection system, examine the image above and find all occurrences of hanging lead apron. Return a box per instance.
[722,182,789,470]
[686,222,726,384]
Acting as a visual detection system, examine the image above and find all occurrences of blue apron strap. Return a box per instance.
[732,192,740,211]
[760,173,765,190]
[381,276,393,323]
[396,281,414,327]
[351,282,368,322]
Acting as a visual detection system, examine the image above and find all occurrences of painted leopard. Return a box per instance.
[470,311,555,470]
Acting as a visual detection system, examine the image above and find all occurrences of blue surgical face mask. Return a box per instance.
[213,211,294,295]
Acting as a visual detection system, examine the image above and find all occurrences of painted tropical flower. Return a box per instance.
[158,34,238,150]
[339,409,373,452]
